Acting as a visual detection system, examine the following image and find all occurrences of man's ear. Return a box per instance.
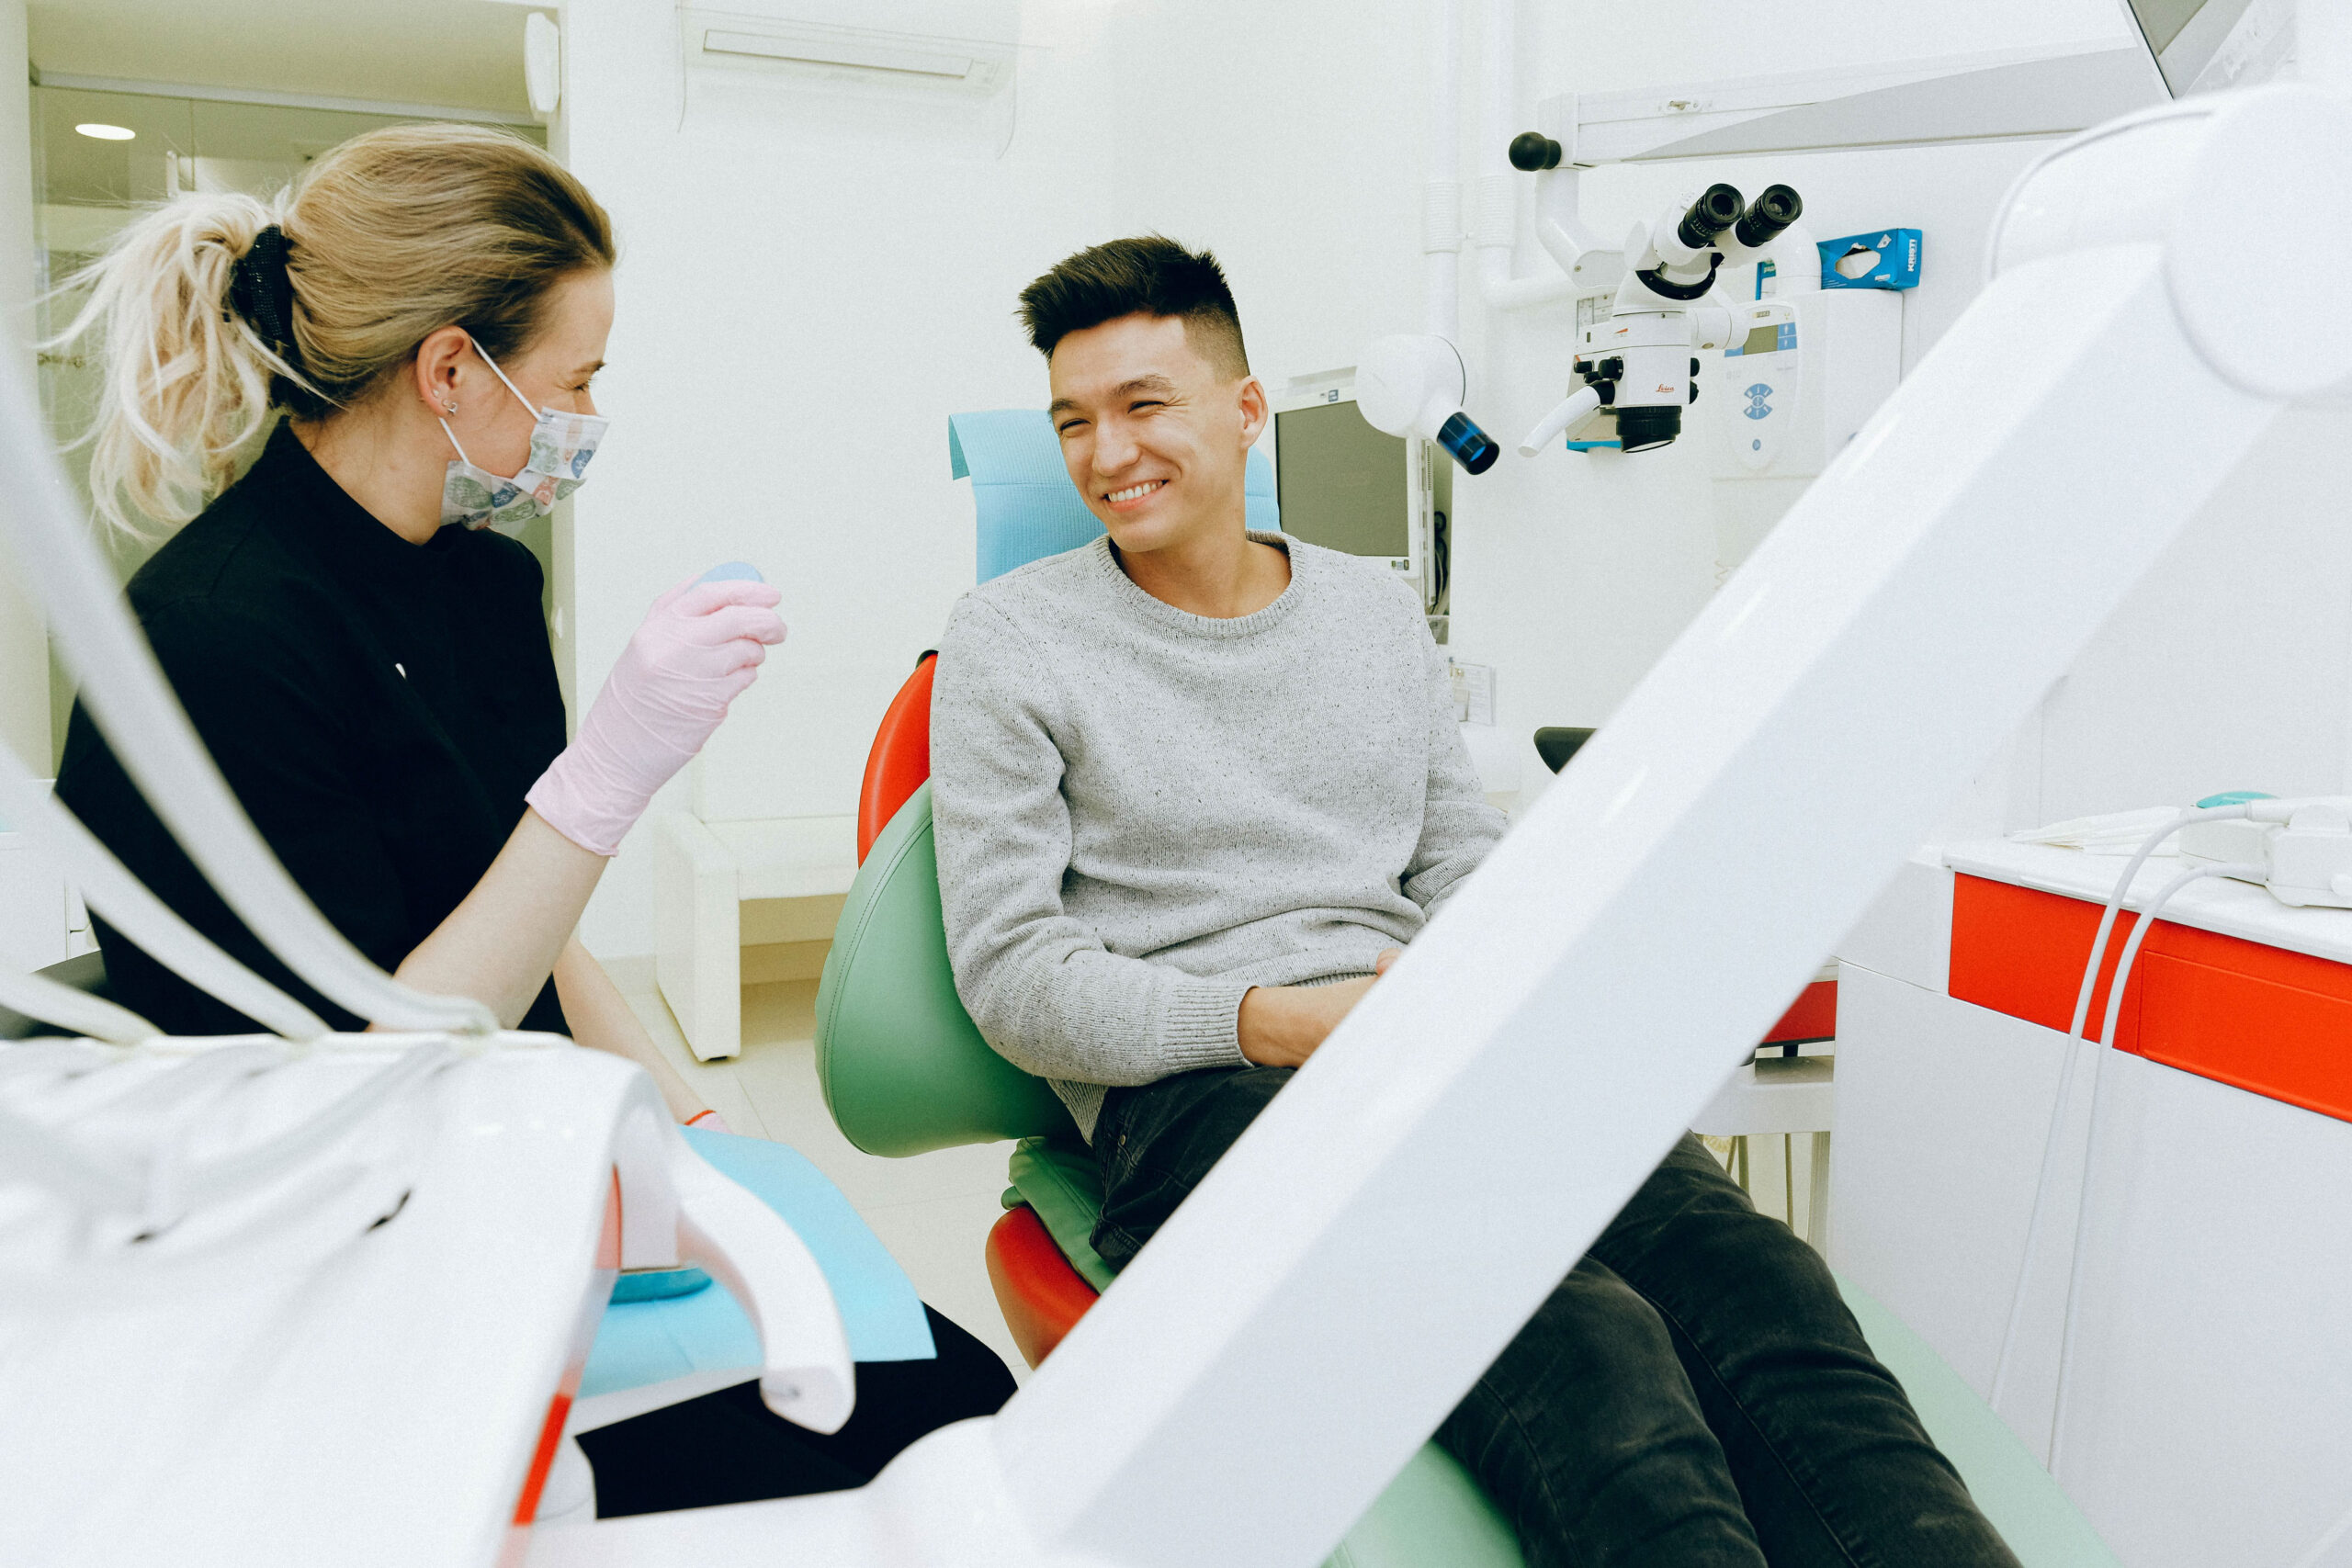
[1237,376,1270,447]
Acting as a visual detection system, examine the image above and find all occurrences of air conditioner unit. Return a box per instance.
[676,3,1023,151]
[684,17,1013,95]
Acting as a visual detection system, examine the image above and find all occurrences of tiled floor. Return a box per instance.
[604,955,1031,1382]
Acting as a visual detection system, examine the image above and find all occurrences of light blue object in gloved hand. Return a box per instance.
[697,560,765,583]
[581,1127,936,1399]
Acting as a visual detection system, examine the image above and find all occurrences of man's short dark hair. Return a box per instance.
[1017,235,1250,380]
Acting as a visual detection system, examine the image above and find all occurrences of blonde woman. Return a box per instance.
[52,124,765,1120]
[50,122,1019,1512]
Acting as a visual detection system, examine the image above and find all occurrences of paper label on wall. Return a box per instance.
[1449,660,1496,727]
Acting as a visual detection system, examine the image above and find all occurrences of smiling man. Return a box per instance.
[928,236,2019,1568]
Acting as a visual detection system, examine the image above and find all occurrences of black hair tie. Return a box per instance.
[225,224,299,362]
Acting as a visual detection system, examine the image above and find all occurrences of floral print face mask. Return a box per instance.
[438,334,610,534]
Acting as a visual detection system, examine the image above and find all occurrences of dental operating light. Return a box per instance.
[1353,334,1501,474]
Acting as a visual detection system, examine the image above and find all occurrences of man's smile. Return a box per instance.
[1105,479,1167,508]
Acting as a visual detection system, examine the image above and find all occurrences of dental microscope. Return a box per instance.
[1511,135,1807,457]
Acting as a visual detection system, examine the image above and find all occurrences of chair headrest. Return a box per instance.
[948,410,1279,581]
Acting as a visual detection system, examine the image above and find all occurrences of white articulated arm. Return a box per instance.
[978,87,2343,1568]
[609,1104,854,1436]
[673,1136,854,1435]
[1470,0,1623,310]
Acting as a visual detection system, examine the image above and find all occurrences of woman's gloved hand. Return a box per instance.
[526,573,786,855]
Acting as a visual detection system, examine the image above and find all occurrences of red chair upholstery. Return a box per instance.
[984,1207,1100,1368]
[856,651,938,864]
[1762,979,1838,1045]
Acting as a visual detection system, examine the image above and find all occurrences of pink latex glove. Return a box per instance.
[526,575,786,855]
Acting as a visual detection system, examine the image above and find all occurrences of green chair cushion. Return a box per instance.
[1328,1444,1527,1568]
[1836,1277,2120,1568]
[814,784,1078,1156]
[1005,1137,1116,1290]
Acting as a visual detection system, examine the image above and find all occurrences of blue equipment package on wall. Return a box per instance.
[1817,229,1921,290]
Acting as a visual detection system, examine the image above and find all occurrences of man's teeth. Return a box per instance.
[1109,480,1163,503]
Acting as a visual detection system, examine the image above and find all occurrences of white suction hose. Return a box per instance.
[0,966,156,1044]
[0,764,331,1040]
[0,365,493,1034]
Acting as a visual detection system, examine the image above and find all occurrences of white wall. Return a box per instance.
[558,0,2347,957]
[560,0,1422,955]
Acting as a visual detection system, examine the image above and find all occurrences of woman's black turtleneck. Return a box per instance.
[56,423,571,1036]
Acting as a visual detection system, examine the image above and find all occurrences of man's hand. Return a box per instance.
[1238,948,1404,1067]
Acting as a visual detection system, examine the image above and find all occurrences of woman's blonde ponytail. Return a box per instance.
[60,192,301,539]
[53,124,614,541]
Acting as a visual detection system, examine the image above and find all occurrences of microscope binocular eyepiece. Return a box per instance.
[1675,184,1746,250]
[1734,184,1804,249]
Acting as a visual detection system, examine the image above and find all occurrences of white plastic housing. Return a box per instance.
[1711,290,1903,479]
[1353,334,1474,444]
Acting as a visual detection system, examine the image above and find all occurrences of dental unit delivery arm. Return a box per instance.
[0,765,333,1040]
[670,1121,856,1432]
[530,85,2352,1568]
[0,963,156,1043]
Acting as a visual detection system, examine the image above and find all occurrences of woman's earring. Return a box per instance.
[443,400,458,413]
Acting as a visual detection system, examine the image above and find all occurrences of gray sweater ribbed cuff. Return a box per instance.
[1157,976,1255,1071]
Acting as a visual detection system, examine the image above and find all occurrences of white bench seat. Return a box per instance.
[654,812,857,1060]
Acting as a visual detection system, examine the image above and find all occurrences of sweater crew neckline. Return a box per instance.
[1086,530,1303,638]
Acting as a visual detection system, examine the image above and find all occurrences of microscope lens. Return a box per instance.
[1677,184,1746,250]
[1734,185,1804,248]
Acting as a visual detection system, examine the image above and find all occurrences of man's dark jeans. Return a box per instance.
[1091,1065,2021,1568]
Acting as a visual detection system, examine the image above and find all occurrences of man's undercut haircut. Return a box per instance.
[1018,235,1250,380]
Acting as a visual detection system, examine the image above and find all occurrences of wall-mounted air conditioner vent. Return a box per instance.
[680,6,1016,100]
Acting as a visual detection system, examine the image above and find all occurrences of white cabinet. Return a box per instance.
[0,784,94,973]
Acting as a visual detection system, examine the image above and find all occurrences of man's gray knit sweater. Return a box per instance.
[931,531,1506,1140]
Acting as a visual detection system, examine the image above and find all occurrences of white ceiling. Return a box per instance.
[28,0,539,118]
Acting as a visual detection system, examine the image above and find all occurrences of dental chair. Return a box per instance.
[806,411,2120,1568]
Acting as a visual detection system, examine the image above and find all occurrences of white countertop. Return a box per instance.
[1941,837,2352,968]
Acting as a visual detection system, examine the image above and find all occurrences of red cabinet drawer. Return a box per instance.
[1950,874,2352,1122]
